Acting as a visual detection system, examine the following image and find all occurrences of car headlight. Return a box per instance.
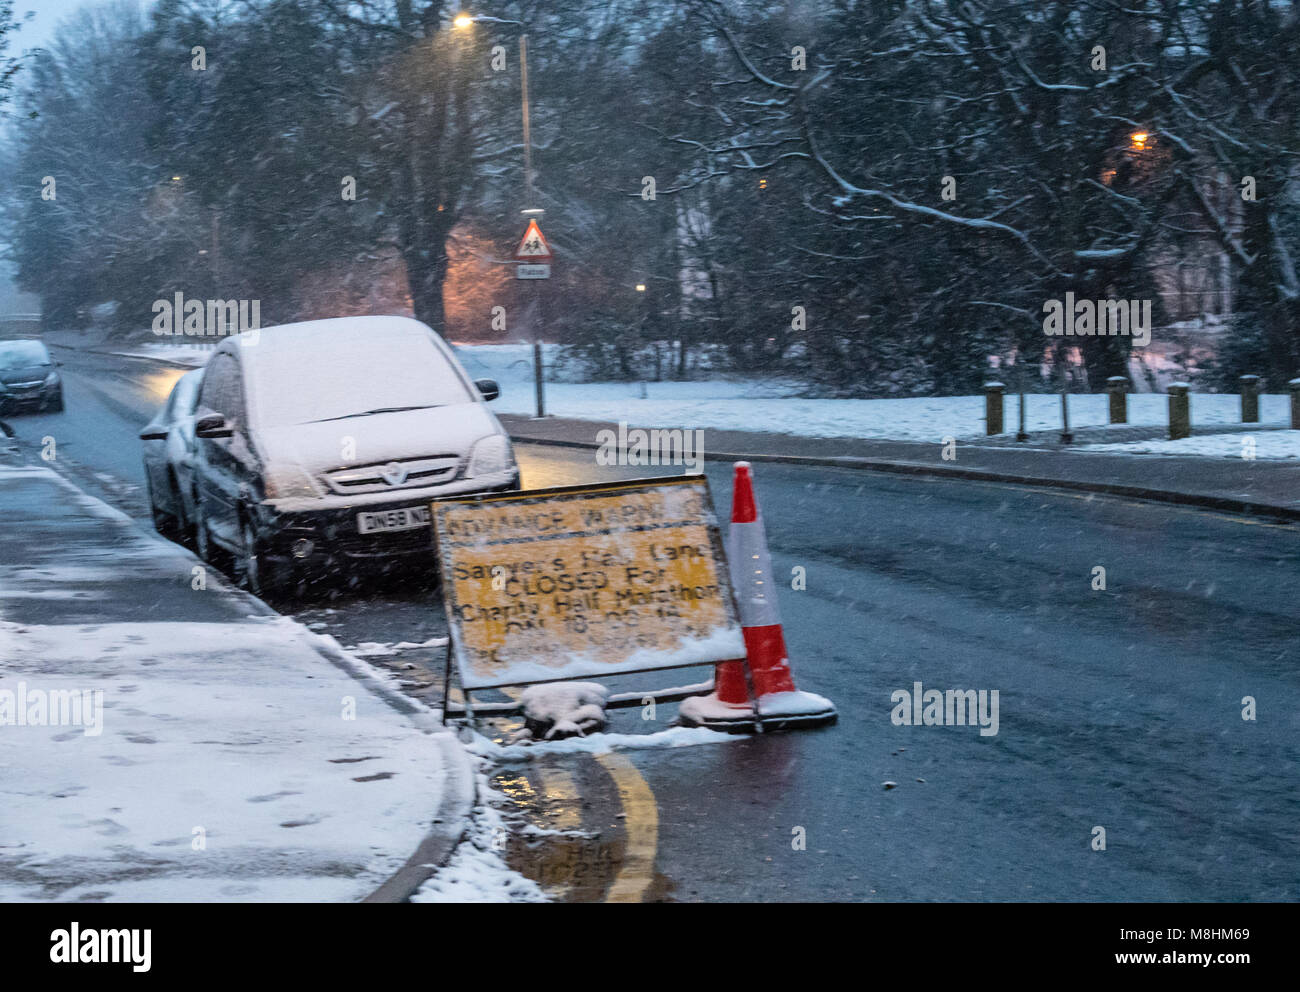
[466,434,515,478]
[44,371,59,386]
[262,464,320,500]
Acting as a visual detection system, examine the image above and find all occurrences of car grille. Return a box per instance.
[322,455,460,495]
[333,526,435,558]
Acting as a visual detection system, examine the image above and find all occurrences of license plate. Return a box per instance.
[356,505,431,534]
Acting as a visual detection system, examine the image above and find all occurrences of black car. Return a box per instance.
[0,339,63,413]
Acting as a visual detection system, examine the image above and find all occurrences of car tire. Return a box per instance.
[195,505,232,574]
[170,472,196,548]
[48,391,64,413]
[145,475,181,540]
[238,519,293,600]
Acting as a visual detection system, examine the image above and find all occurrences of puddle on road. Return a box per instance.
[492,759,675,903]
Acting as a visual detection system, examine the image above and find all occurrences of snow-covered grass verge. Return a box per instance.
[1082,430,1300,460]
[107,340,221,367]
[456,344,1289,443]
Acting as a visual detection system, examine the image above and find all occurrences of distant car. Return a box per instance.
[190,316,519,596]
[139,368,205,543]
[0,339,63,413]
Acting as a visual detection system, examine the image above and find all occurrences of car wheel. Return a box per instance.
[195,505,232,573]
[170,472,196,548]
[48,391,64,413]
[238,519,292,599]
[145,475,180,540]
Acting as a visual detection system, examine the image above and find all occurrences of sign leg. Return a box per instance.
[440,639,453,726]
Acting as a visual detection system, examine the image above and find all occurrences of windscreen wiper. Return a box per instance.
[305,405,440,423]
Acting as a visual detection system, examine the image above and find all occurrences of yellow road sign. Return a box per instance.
[432,477,744,690]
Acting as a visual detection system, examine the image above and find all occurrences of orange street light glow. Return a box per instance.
[454,14,473,28]
[1130,131,1149,149]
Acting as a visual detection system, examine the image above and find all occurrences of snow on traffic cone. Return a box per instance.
[679,462,837,732]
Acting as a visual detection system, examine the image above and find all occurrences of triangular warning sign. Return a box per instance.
[513,218,553,261]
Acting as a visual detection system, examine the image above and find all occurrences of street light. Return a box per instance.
[457,14,549,417]
[454,13,533,209]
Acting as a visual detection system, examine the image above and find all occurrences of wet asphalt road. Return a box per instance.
[6,346,1299,901]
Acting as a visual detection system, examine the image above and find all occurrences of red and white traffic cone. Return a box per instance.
[679,462,837,732]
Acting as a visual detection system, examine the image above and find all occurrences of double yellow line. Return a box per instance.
[530,752,659,903]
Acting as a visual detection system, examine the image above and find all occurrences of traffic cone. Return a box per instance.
[679,462,837,732]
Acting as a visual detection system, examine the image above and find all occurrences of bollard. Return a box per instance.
[984,381,1005,435]
[1240,374,1260,423]
[1168,383,1191,440]
[1106,376,1128,424]
[1290,378,1300,430]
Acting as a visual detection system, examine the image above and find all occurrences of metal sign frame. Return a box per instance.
[431,475,746,726]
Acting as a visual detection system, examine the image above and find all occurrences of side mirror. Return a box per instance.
[195,413,233,439]
[55,361,64,367]
[139,427,168,441]
[474,378,500,402]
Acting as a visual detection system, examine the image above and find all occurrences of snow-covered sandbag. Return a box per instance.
[518,682,610,741]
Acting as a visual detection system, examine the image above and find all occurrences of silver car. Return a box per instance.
[139,368,205,543]
[189,316,518,596]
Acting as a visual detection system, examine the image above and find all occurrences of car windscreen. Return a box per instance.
[0,341,51,368]
[250,332,474,428]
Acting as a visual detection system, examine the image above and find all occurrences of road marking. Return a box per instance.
[595,752,659,903]
[534,764,581,901]
[537,765,582,830]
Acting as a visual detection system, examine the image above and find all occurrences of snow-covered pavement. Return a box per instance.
[0,463,461,902]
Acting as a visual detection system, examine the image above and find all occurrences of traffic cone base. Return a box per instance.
[678,689,837,734]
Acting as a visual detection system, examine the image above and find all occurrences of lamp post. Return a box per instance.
[454,14,533,208]
[455,13,547,416]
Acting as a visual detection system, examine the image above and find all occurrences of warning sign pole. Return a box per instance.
[514,210,552,419]
[533,338,545,418]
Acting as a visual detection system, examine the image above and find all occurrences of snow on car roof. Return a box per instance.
[219,316,475,427]
[218,315,437,365]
